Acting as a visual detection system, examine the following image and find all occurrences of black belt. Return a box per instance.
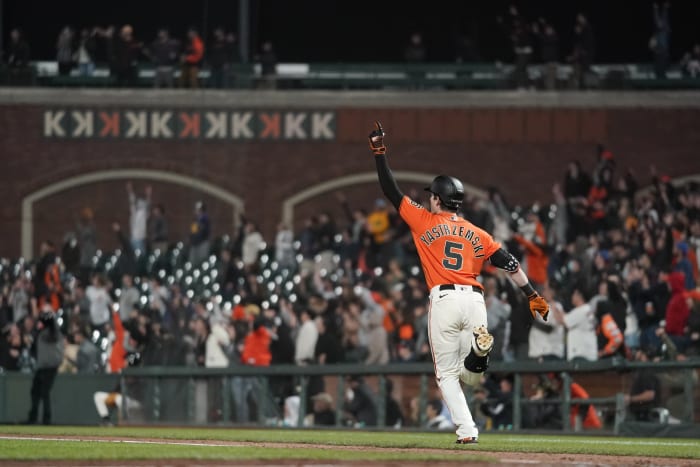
[439,284,484,296]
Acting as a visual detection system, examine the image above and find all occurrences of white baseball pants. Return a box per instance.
[428,285,488,439]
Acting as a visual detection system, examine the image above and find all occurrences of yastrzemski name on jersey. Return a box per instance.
[419,224,486,258]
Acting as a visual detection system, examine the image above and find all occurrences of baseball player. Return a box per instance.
[368,121,549,443]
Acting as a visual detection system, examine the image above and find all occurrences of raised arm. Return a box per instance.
[489,248,550,321]
[369,121,404,210]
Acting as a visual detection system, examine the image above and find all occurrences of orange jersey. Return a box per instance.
[399,196,500,290]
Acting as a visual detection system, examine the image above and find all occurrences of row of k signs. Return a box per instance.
[43,110,336,141]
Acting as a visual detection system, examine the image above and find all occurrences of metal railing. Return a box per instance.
[118,358,699,433]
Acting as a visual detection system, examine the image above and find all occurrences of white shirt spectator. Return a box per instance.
[563,303,598,362]
[86,285,111,327]
[129,192,149,243]
[275,226,295,267]
[295,314,319,364]
[205,323,230,367]
[242,230,264,267]
[119,285,140,322]
[9,282,29,323]
[528,300,565,360]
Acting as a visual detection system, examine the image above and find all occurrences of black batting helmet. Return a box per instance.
[425,175,464,210]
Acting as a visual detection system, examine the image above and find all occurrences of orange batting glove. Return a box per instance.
[528,292,550,321]
[368,121,386,155]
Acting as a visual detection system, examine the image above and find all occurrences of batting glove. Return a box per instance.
[528,293,550,321]
[368,121,387,155]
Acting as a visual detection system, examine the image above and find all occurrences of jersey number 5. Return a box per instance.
[442,241,464,271]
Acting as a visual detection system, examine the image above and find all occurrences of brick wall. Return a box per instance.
[2,103,700,259]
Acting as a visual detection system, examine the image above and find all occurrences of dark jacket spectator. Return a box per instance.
[149,30,179,67]
[625,348,661,421]
[27,312,64,425]
[7,29,31,68]
[342,376,377,427]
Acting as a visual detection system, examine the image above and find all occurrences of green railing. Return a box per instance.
[1,358,697,433]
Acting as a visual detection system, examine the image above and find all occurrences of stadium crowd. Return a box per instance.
[3,3,700,89]
[1,145,699,427]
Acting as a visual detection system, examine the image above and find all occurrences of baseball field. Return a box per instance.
[0,425,699,466]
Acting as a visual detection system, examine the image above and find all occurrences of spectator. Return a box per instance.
[528,285,565,361]
[126,182,150,253]
[294,308,318,365]
[118,274,140,323]
[75,28,97,77]
[9,277,30,324]
[513,223,548,291]
[483,275,511,361]
[315,315,343,364]
[624,347,661,422]
[356,288,389,365]
[306,392,336,426]
[680,44,700,78]
[403,32,426,63]
[366,198,394,269]
[551,286,598,362]
[148,29,179,88]
[34,241,62,312]
[86,274,111,333]
[56,26,74,76]
[74,329,100,373]
[384,378,404,428]
[274,222,295,270]
[76,207,97,285]
[241,317,272,367]
[512,17,533,89]
[686,294,700,357]
[664,271,691,352]
[528,377,563,429]
[595,278,628,338]
[474,374,514,430]
[650,2,671,79]
[180,27,204,88]
[532,19,559,90]
[548,373,602,430]
[596,302,625,358]
[208,28,229,88]
[425,398,453,429]
[257,41,277,90]
[111,25,142,87]
[224,32,242,87]
[569,13,595,89]
[672,242,696,290]
[148,203,169,253]
[6,28,31,69]
[26,311,64,425]
[241,221,264,272]
[0,323,23,371]
[342,375,377,427]
[189,202,211,266]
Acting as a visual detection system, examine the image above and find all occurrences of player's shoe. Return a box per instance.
[473,326,494,356]
[456,437,478,444]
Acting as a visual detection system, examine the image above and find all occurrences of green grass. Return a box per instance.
[0,425,698,461]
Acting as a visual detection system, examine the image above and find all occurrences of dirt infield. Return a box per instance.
[3,434,700,467]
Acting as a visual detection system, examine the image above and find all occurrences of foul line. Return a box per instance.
[500,437,699,447]
[0,435,243,448]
